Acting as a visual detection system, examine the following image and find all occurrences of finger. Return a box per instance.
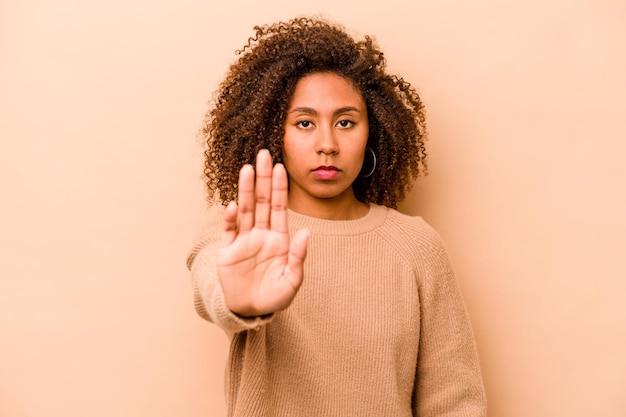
[221,200,238,247]
[237,164,255,233]
[254,149,273,229]
[284,228,309,291]
[270,163,289,233]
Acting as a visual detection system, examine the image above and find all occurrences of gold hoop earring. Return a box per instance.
[360,148,377,178]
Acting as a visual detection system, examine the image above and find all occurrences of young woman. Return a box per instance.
[187,17,487,417]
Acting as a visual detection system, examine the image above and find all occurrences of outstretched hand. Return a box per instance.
[217,149,309,317]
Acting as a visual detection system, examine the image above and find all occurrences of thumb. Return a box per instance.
[284,228,309,290]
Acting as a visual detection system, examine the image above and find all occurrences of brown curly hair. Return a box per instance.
[201,16,427,209]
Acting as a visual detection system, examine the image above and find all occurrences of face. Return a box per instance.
[282,72,369,211]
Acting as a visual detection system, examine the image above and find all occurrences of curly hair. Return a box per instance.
[201,16,427,209]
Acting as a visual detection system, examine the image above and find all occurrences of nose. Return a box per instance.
[315,125,338,155]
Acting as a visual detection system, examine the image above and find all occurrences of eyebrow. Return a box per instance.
[288,106,362,116]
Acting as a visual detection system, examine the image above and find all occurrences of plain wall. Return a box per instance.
[1,0,625,416]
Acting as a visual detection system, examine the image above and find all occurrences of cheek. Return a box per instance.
[349,129,370,154]
[281,132,309,161]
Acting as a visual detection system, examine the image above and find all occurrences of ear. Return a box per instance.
[359,148,377,178]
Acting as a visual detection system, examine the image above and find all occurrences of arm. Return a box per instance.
[186,150,309,333]
[188,230,275,333]
[413,227,487,417]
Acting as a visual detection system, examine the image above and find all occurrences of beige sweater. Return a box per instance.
[188,204,487,417]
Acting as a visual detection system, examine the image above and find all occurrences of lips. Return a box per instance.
[313,165,340,180]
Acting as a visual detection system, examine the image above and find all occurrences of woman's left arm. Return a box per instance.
[412,225,487,417]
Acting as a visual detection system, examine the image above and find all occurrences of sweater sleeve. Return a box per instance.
[412,224,487,417]
[186,206,273,334]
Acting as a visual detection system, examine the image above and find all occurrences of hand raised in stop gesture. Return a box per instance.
[217,149,309,317]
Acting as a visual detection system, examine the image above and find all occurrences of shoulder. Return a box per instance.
[373,205,451,268]
[374,205,445,247]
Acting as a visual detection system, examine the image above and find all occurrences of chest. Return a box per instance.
[274,240,421,351]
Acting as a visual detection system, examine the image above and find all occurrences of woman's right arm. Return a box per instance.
[189,233,275,333]
[187,149,309,333]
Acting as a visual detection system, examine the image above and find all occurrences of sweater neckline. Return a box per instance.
[287,204,388,236]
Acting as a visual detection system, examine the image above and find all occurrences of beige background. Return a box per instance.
[2,0,625,416]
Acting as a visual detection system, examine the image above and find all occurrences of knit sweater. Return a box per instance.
[187,204,487,417]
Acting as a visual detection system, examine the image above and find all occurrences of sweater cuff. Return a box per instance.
[207,278,274,332]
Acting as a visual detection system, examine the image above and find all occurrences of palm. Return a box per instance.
[217,150,309,317]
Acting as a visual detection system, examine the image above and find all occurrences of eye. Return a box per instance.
[336,119,354,128]
[296,120,313,129]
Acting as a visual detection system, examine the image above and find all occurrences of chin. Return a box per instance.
[311,189,353,201]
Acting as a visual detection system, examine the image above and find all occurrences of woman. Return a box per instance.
[188,16,486,417]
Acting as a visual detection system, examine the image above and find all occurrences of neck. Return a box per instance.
[288,194,369,220]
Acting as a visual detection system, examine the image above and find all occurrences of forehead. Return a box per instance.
[288,72,365,108]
